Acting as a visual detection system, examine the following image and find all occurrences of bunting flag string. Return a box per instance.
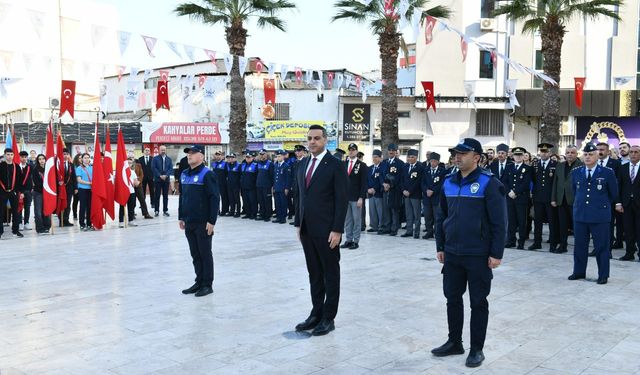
[141,35,158,57]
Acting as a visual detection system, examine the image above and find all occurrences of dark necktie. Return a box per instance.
[499,163,504,178]
[305,158,317,188]
[600,160,604,167]
[587,169,592,182]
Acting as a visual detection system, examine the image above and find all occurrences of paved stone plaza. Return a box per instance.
[1,196,640,374]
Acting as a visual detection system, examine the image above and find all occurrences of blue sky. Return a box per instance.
[97,0,387,74]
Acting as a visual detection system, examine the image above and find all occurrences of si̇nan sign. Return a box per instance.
[141,122,223,144]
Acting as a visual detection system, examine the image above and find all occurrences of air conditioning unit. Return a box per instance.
[480,18,496,31]
[31,108,46,122]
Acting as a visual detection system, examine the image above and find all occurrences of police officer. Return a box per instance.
[422,152,446,239]
[333,148,346,161]
[432,138,506,368]
[400,149,423,239]
[273,150,291,224]
[505,147,534,250]
[569,143,620,285]
[211,151,229,216]
[226,153,241,217]
[179,145,219,297]
[367,149,384,232]
[256,149,274,221]
[380,144,405,236]
[530,143,559,251]
[240,151,258,219]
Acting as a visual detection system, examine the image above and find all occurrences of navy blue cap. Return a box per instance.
[512,147,527,155]
[583,143,598,152]
[357,151,364,158]
[348,143,358,150]
[387,143,398,151]
[276,149,287,155]
[184,145,205,154]
[372,149,382,157]
[259,149,267,154]
[294,144,306,152]
[334,148,346,155]
[407,149,418,157]
[449,138,483,154]
[227,153,236,158]
[429,152,441,161]
[496,143,509,153]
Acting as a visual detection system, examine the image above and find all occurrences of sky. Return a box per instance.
[96,0,390,74]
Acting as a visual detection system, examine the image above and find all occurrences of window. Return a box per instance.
[398,111,411,118]
[475,109,504,136]
[144,77,158,90]
[479,51,494,79]
[481,0,495,18]
[534,50,544,88]
[273,103,290,121]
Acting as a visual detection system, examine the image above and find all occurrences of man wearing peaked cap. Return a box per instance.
[211,148,229,216]
[529,142,559,251]
[367,150,384,233]
[504,146,533,250]
[401,149,424,239]
[256,148,274,222]
[334,148,346,161]
[422,151,447,239]
[272,149,291,224]
[379,143,405,235]
[225,152,242,217]
[341,142,368,250]
[568,142,620,285]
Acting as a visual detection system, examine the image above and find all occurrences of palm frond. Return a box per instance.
[332,8,369,23]
[256,15,287,30]
[492,0,536,20]
[175,2,230,25]
[522,18,545,34]
[562,1,623,21]
[420,5,452,20]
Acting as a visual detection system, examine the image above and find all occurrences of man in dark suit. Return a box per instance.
[505,147,534,250]
[294,125,348,337]
[422,152,446,239]
[489,143,512,186]
[58,148,76,227]
[530,143,558,251]
[618,145,640,261]
[151,145,173,217]
[597,142,623,250]
[367,149,384,232]
[138,147,155,210]
[401,149,423,238]
[341,143,368,250]
[551,145,583,253]
[380,144,405,236]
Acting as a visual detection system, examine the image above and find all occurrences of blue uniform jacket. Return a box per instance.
[505,163,534,205]
[571,164,619,223]
[240,161,258,190]
[367,163,384,198]
[226,162,241,188]
[273,161,291,192]
[178,164,220,224]
[421,164,446,200]
[256,159,274,188]
[436,167,507,259]
[400,162,424,199]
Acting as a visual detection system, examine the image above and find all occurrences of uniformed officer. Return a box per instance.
[432,138,507,368]
[273,150,291,224]
[178,145,220,297]
[211,151,229,216]
[401,149,423,238]
[505,147,534,250]
[367,149,384,232]
[226,154,241,217]
[240,151,258,219]
[530,143,559,251]
[380,144,405,236]
[288,145,307,225]
[334,148,346,161]
[422,152,446,239]
[569,143,620,285]
[0,148,24,239]
[256,149,274,221]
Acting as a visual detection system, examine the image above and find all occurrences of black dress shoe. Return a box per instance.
[597,277,608,285]
[367,228,377,232]
[163,212,170,217]
[431,341,465,357]
[588,250,596,257]
[619,254,635,261]
[349,242,359,250]
[311,319,335,336]
[505,242,516,248]
[465,350,485,368]
[612,241,624,249]
[378,230,390,235]
[295,316,320,331]
[63,222,74,227]
[154,211,159,217]
[423,233,434,240]
[340,241,353,249]
[516,244,524,250]
[528,243,542,250]
[234,214,241,218]
[557,245,568,253]
[194,286,213,297]
[181,283,200,294]
[13,231,23,238]
[401,233,413,237]
[413,234,420,239]
[388,231,397,236]
[568,273,586,280]
[549,244,558,252]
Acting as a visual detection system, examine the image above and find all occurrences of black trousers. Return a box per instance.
[623,202,640,254]
[227,185,241,215]
[134,186,150,216]
[219,181,229,214]
[72,190,79,219]
[154,179,169,213]
[533,201,558,245]
[423,197,439,235]
[142,178,155,208]
[59,187,73,225]
[185,222,214,287]
[32,191,51,232]
[0,191,20,235]
[557,201,573,247]
[118,193,136,222]
[301,222,341,320]
[241,188,257,218]
[507,200,528,245]
[20,190,32,224]
[381,191,400,232]
[287,190,295,218]
[78,189,92,227]
[274,191,287,221]
[257,186,273,218]
[361,199,367,231]
[614,210,624,245]
[442,252,492,351]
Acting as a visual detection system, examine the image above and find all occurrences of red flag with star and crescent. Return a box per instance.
[156,80,169,110]
[90,122,107,230]
[114,127,133,206]
[421,81,436,112]
[43,120,57,216]
[102,123,115,220]
[424,16,437,45]
[264,79,276,104]
[55,130,67,215]
[574,77,586,109]
[59,80,76,118]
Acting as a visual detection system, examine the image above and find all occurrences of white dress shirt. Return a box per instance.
[305,149,328,179]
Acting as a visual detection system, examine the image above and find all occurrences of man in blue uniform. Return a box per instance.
[240,151,258,219]
[211,151,229,216]
[178,145,220,298]
[256,149,274,221]
[422,152,446,239]
[380,144,405,236]
[226,154,241,217]
[504,147,534,250]
[401,149,423,238]
[273,150,291,224]
[569,143,620,285]
[367,149,384,232]
[432,138,506,368]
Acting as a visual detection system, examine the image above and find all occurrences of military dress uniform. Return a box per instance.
[505,148,534,249]
[531,149,559,251]
[570,145,619,284]
[273,150,291,224]
[422,153,446,239]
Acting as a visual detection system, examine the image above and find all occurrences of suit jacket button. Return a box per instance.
[586,201,589,204]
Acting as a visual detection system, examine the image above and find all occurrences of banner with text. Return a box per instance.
[342,104,370,142]
[140,122,226,144]
[264,120,324,140]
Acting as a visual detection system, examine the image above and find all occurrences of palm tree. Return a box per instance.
[494,0,623,147]
[333,1,451,151]
[175,0,296,153]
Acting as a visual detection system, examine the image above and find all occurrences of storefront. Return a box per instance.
[246,120,338,152]
[140,122,228,163]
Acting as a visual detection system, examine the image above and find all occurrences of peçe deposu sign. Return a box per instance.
[342,104,370,142]
[141,122,224,144]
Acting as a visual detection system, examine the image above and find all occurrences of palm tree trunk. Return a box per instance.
[226,23,248,153]
[540,19,564,148]
[379,30,400,152]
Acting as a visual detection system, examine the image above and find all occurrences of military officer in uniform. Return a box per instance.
[273,150,291,224]
[400,149,424,238]
[505,147,534,250]
[380,144,405,236]
[421,152,446,239]
[240,151,258,219]
[530,143,559,251]
[367,149,384,232]
[569,143,620,285]
[256,149,274,221]
[226,154,241,217]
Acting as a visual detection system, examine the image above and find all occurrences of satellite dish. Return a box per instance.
[50,98,60,108]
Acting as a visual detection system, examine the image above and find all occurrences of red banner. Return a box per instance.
[421,81,436,112]
[146,123,222,144]
[59,80,76,118]
[156,80,170,110]
[425,16,437,44]
[574,77,586,109]
[43,121,57,215]
[90,122,107,230]
[55,132,67,215]
[264,78,276,104]
[461,37,468,62]
[103,124,115,220]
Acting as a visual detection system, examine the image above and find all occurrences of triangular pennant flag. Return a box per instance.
[295,68,303,84]
[461,37,468,62]
[142,68,153,82]
[184,45,195,63]
[362,83,368,103]
[317,70,324,86]
[614,76,634,87]
[268,62,276,79]
[238,56,249,76]
[464,80,477,111]
[334,73,344,90]
[159,69,170,82]
[255,60,264,74]
[28,10,46,40]
[141,35,158,57]
[125,81,141,111]
[166,41,183,58]
[345,74,353,89]
[99,80,108,112]
[305,69,313,84]
[280,64,289,81]
[223,54,233,75]
[204,49,216,65]
[424,16,437,44]
[90,25,108,48]
[185,73,194,88]
[129,66,139,80]
[327,72,334,89]
[203,77,219,105]
[198,75,207,87]
[117,65,126,82]
[117,31,132,56]
[505,79,519,113]
[0,50,14,72]
[355,76,362,92]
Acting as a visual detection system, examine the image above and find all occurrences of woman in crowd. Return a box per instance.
[31,154,51,234]
[71,153,81,220]
[75,153,93,231]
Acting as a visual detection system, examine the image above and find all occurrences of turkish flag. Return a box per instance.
[55,131,67,215]
[43,120,57,216]
[424,16,437,45]
[159,70,170,81]
[264,79,276,104]
[327,72,334,89]
[59,80,76,118]
[198,75,207,87]
[156,80,170,110]
[461,37,468,62]
[114,127,133,206]
[90,122,106,230]
[102,124,115,220]
[421,81,436,112]
[574,77,586,109]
